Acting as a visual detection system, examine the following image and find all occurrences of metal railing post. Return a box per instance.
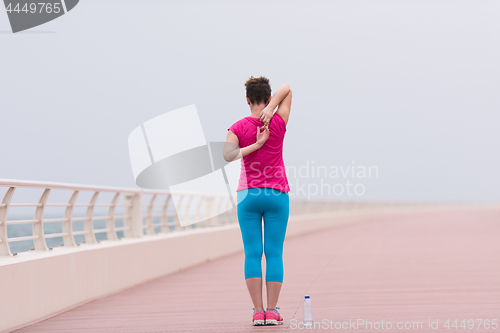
[106,192,120,241]
[185,195,195,229]
[83,191,99,244]
[145,194,157,235]
[0,187,15,256]
[195,196,204,227]
[160,194,171,233]
[124,193,143,238]
[33,188,50,251]
[173,195,184,230]
[62,190,78,246]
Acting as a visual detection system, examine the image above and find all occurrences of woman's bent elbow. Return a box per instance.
[223,151,237,162]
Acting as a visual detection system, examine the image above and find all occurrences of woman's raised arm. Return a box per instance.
[259,84,292,125]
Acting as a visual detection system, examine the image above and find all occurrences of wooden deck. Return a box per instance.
[14,209,500,332]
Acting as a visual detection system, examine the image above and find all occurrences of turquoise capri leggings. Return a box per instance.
[236,188,290,283]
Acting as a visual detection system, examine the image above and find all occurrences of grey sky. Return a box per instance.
[1,0,499,202]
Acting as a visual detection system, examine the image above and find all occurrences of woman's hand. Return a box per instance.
[259,107,274,126]
[256,125,269,147]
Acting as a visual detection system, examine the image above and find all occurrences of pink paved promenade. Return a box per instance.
[14,209,500,332]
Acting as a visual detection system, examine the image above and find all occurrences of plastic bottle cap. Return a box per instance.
[305,295,310,299]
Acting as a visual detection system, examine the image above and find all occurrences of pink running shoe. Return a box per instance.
[265,307,283,325]
[252,309,266,326]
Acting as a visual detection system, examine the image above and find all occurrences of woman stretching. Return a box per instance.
[224,76,292,326]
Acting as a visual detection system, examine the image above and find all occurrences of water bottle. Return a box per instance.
[303,295,313,326]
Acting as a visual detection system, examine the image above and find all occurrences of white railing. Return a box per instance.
[1,179,383,257]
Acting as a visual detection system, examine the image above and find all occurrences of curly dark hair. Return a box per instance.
[244,76,271,105]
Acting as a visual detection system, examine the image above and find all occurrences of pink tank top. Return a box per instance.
[228,114,290,193]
